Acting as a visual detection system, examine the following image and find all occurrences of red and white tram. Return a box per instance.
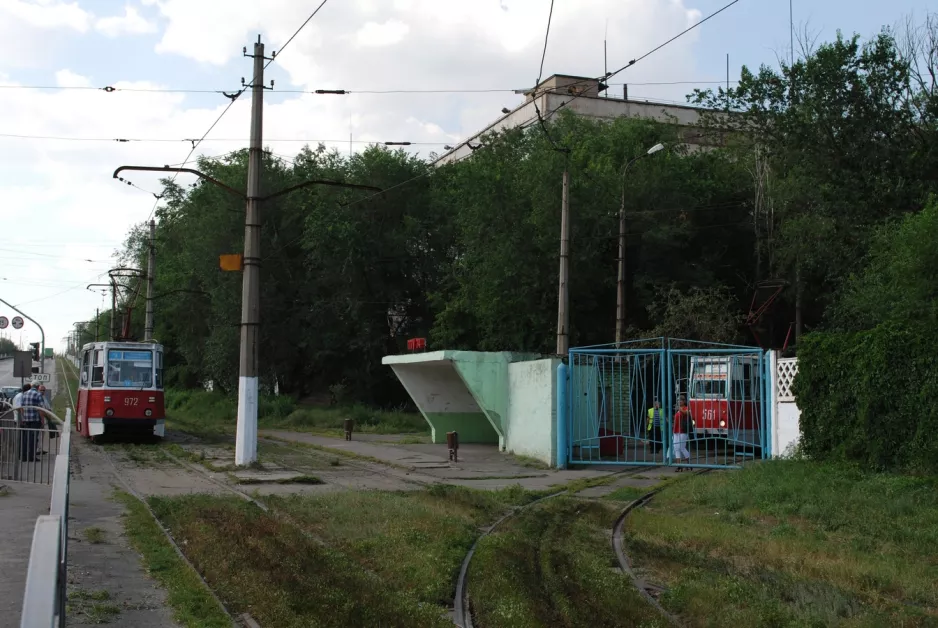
[75,341,165,440]
[686,355,764,455]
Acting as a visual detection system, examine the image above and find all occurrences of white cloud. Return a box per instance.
[95,5,157,37]
[355,20,410,47]
[0,0,91,32]
[0,0,713,349]
[54,68,91,87]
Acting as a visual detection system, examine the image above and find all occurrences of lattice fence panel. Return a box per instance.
[776,357,798,402]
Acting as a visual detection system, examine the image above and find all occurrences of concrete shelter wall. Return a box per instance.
[506,358,559,466]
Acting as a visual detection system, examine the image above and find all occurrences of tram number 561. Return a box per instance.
[701,408,716,422]
[124,397,139,406]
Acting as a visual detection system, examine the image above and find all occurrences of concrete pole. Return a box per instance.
[615,185,627,345]
[144,220,156,341]
[235,35,265,466]
[110,279,117,341]
[556,169,570,356]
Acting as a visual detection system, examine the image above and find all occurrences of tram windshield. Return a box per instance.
[106,349,154,388]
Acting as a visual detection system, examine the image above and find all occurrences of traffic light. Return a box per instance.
[29,342,39,362]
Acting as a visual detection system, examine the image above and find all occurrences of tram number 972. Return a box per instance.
[124,397,139,406]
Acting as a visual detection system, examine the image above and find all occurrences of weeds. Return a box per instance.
[67,589,121,624]
[230,474,323,486]
[148,493,453,627]
[83,526,106,544]
[627,461,938,626]
[114,491,231,628]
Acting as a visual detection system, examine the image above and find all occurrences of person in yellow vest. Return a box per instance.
[646,398,664,453]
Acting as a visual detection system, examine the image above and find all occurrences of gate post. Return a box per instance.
[556,362,568,469]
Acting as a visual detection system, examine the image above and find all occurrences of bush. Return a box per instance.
[795,322,938,474]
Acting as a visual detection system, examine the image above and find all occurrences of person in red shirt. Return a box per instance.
[672,395,693,471]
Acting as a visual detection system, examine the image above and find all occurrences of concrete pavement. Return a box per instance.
[0,482,51,628]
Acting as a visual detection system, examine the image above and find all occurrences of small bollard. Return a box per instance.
[344,418,355,441]
[446,431,459,463]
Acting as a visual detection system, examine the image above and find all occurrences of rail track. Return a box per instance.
[453,465,657,628]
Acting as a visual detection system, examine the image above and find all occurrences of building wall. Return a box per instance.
[433,91,723,166]
[505,358,559,466]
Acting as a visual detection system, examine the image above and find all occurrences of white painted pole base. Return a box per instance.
[235,376,259,465]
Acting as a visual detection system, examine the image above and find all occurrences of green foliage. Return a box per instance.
[795,200,938,473]
[0,337,16,355]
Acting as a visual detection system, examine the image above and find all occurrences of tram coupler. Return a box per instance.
[446,431,459,463]
[343,418,355,441]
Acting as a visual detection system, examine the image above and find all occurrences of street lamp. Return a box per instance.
[616,143,666,345]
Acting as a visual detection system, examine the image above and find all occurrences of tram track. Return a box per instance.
[610,469,714,628]
[453,465,656,628]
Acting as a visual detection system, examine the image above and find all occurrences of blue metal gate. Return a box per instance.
[564,338,770,469]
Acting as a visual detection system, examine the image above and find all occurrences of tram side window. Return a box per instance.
[155,351,163,389]
[81,351,91,386]
[91,350,104,387]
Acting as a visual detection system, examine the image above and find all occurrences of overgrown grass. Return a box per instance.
[67,589,121,624]
[83,526,106,544]
[54,357,79,418]
[148,493,457,627]
[468,496,666,627]
[627,460,938,626]
[165,389,427,440]
[114,491,232,628]
[266,484,537,607]
[230,474,323,486]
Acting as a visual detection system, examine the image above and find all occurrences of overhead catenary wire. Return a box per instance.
[0,80,739,94]
[0,132,450,145]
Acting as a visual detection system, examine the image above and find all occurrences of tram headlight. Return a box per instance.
[145,409,153,417]
[720,420,726,427]
[106,408,114,417]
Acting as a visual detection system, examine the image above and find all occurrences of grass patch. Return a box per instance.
[509,453,551,470]
[265,484,538,608]
[231,474,324,486]
[149,493,462,627]
[627,460,938,626]
[114,491,231,628]
[0,484,10,497]
[605,485,654,502]
[83,526,106,544]
[67,589,121,624]
[468,496,666,627]
[164,389,427,440]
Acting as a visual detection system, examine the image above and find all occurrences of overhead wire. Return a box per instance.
[0,132,451,144]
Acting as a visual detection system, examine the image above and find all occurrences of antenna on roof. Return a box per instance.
[603,19,608,98]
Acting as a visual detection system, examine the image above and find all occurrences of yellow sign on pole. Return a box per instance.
[219,254,243,271]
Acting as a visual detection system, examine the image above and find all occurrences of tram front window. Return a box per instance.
[106,350,154,387]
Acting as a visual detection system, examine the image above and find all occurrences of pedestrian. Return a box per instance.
[646,398,664,454]
[11,383,29,425]
[19,381,45,462]
[672,395,693,471]
[37,384,56,443]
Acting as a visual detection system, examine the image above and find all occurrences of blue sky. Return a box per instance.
[0,0,931,352]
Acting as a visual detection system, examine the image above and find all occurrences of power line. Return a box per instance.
[0,132,449,145]
[265,0,331,70]
[0,80,739,94]
[605,0,745,82]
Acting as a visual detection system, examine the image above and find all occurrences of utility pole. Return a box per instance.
[110,278,117,341]
[556,169,570,355]
[236,35,268,466]
[616,143,666,345]
[95,308,99,342]
[144,219,156,341]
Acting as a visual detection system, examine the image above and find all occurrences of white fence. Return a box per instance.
[769,353,801,457]
[20,408,71,628]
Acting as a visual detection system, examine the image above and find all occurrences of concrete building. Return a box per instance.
[432,74,725,166]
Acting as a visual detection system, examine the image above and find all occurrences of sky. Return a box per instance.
[0,0,932,354]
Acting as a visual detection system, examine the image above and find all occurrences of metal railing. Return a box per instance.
[20,407,71,628]
[0,403,62,485]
